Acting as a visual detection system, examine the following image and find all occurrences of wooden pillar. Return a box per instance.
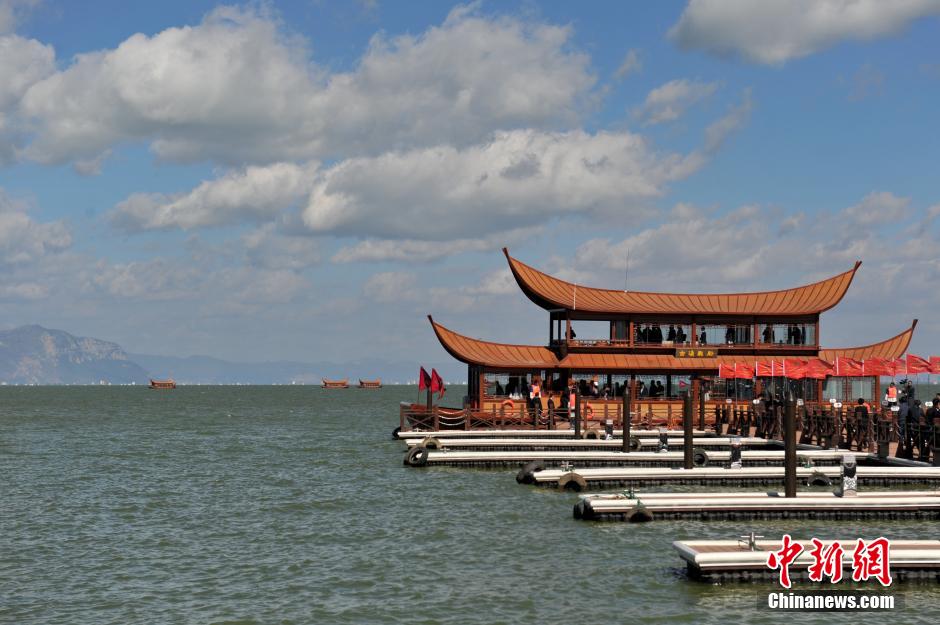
[622,392,632,453]
[784,399,797,498]
[696,378,705,430]
[574,385,582,439]
[565,315,571,341]
[628,320,635,347]
[683,393,693,469]
[690,320,697,347]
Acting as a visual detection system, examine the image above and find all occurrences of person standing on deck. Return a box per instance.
[886,382,898,403]
[667,325,677,342]
[898,396,910,453]
[698,328,707,345]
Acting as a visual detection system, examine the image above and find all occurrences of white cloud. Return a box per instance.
[0,190,71,265]
[634,78,718,125]
[331,228,532,263]
[614,49,641,79]
[304,128,701,241]
[19,4,595,168]
[241,223,321,271]
[0,0,39,35]
[0,33,55,163]
[110,161,318,231]
[363,271,417,302]
[841,191,909,226]
[703,88,753,153]
[669,0,940,65]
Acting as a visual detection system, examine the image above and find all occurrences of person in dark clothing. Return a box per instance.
[725,326,734,345]
[653,325,663,343]
[699,329,707,345]
[793,326,803,345]
[762,325,773,344]
[909,400,925,459]
[667,325,677,342]
[676,327,687,344]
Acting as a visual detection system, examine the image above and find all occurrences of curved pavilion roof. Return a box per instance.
[430,318,917,371]
[504,248,861,316]
[819,320,917,362]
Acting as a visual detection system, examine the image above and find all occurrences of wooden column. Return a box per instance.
[622,392,632,453]
[628,320,635,347]
[683,393,693,469]
[784,399,797,498]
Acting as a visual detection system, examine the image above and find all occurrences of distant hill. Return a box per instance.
[0,325,149,384]
[0,324,464,385]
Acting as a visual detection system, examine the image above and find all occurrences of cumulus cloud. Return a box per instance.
[304,128,700,241]
[703,88,753,153]
[0,190,71,266]
[332,228,533,263]
[669,0,940,65]
[0,32,55,163]
[241,223,321,271]
[634,78,718,125]
[18,4,595,168]
[110,162,319,231]
[841,191,909,226]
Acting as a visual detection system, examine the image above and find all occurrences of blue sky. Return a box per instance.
[0,0,938,363]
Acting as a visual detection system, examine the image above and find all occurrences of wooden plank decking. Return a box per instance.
[574,490,940,522]
[525,465,940,489]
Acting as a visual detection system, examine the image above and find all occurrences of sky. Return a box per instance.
[0,0,939,364]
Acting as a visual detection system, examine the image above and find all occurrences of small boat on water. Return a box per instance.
[149,378,176,389]
[359,378,382,389]
[322,378,350,389]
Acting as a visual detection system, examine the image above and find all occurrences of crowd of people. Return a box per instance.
[630,323,811,346]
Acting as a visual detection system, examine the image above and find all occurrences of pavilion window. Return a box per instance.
[712,378,755,401]
[757,323,815,346]
[634,322,691,345]
[695,323,752,346]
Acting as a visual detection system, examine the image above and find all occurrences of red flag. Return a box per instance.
[804,358,834,379]
[931,357,940,375]
[756,360,784,377]
[884,358,905,376]
[784,359,806,379]
[430,368,445,398]
[735,362,755,379]
[906,354,931,374]
[864,358,890,376]
[718,363,736,379]
[835,357,864,377]
[418,367,430,390]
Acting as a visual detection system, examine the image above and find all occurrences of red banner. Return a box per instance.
[783,359,807,379]
[801,358,830,379]
[906,354,932,374]
[418,366,431,391]
[863,358,890,376]
[718,363,736,379]
[735,362,755,379]
[430,368,445,398]
[932,357,940,375]
[834,357,864,377]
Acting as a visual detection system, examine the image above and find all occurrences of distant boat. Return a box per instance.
[149,378,176,389]
[358,378,382,389]
[322,378,349,389]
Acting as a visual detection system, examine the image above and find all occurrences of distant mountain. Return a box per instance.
[129,353,463,385]
[0,325,149,385]
[0,324,465,385]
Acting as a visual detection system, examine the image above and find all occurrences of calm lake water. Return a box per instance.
[2,385,938,624]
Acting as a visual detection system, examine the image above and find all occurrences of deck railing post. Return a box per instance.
[622,393,632,453]
[574,387,582,439]
[784,399,797,498]
[400,404,406,432]
[433,406,439,431]
[683,393,693,470]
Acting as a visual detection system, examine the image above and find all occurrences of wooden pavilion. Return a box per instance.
[427,249,915,424]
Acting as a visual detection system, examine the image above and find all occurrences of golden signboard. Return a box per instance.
[676,348,718,358]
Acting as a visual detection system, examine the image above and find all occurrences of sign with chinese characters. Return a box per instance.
[766,534,892,588]
[675,348,717,358]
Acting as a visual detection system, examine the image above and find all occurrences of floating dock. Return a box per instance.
[396,428,713,440]
[574,490,940,522]
[674,538,940,583]
[403,448,869,468]
[405,436,778,452]
[523,464,940,490]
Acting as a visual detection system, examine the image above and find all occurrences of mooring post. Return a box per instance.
[622,392,632,453]
[784,399,797,498]
[683,393,693,470]
[574,386,582,439]
[698,387,706,431]
[841,454,857,496]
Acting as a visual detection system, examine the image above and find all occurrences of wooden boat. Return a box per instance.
[149,378,176,389]
[358,378,382,389]
[322,378,349,389]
